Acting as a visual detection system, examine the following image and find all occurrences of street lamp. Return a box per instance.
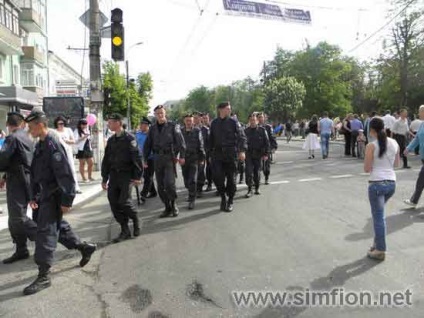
[126,41,144,131]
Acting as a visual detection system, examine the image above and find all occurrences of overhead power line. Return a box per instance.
[348,0,416,53]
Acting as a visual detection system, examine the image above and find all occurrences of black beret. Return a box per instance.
[140,117,151,125]
[154,105,165,111]
[25,109,46,123]
[108,113,123,121]
[217,102,230,109]
[7,111,24,120]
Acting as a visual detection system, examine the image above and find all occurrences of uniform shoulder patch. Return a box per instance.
[53,152,63,162]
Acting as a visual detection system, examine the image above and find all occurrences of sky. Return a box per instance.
[47,0,394,110]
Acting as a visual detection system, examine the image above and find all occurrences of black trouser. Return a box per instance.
[197,160,206,192]
[212,156,237,198]
[411,160,424,204]
[107,170,138,226]
[34,195,80,270]
[245,155,261,189]
[236,160,245,181]
[154,157,177,204]
[351,131,359,156]
[141,158,156,196]
[262,157,271,179]
[6,175,37,252]
[182,158,198,202]
[205,154,213,187]
[344,132,352,155]
[393,134,408,167]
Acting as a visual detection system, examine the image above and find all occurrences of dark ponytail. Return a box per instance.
[369,117,387,158]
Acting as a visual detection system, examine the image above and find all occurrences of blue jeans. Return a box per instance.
[368,181,396,251]
[320,133,330,157]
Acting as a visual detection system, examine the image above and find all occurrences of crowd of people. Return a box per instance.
[2,102,424,296]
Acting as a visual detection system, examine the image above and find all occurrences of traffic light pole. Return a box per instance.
[89,0,104,171]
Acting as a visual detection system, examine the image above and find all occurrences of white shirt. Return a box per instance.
[391,118,409,136]
[383,114,396,130]
[410,119,422,132]
[74,128,91,151]
[369,137,399,181]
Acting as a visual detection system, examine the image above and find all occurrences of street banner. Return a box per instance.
[222,0,311,24]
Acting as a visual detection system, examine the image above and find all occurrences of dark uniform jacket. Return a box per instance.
[143,121,186,162]
[199,126,209,152]
[182,127,205,162]
[245,126,270,159]
[0,128,34,200]
[261,123,278,150]
[31,131,75,207]
[101,131,143,183]
[209,117,247,160]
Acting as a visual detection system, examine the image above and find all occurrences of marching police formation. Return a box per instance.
[0,102,277,296]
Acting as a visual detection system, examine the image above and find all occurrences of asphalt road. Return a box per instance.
[1,138,424,318]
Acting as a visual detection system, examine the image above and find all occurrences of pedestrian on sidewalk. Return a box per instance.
[209,102,247,212]
[194,111,209,197]
[54,116,82,193]
[409,114,421,155]
[135,117,157,203]
[74,119,94,183]
[244,113,270,198]
[342,114,353,156]
[181,113,205,210]
[318,111,334,159]
[143,105,186,217]
[302,115,320,159]
[101,114,143,242]
[364,117,399,261]
[285,120,293,143]
[391,109,411,169]
[0,112,37,264]
[202,113,214,192]
[350,114,364,157]
[404,105,424,208]
[23,110,96,295]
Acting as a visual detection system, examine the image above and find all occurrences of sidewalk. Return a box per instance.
[0,171,103,231]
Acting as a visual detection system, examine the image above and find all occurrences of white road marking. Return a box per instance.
[275,161,294,165]
[329,174,354,179]
[359,173,370,176]
[269,180,290,185]
[298,178,322,182]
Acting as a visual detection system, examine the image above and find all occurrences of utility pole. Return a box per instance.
[89,0,104,170]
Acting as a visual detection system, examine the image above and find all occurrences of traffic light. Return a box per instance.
[111,8,124,61]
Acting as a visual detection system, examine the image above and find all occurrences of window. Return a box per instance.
[0,58,4,82]
[4,4,11,30]
[21,64,34,86]
[13,65,19,85]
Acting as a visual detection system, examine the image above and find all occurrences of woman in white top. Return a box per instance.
[54,116,81,193]
[74,118,94,182]
[364,117,400,261]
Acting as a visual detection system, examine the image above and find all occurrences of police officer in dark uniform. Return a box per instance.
[244,113,270,198]
[202,113,214,192]
[258,112,278,184]
[143,105,186,217]
[23,110,96,295]
[0,112,37,264]
[101,113,143,242]
[209,102,247,212]
[193,111,209,197]
[182,113,205,210]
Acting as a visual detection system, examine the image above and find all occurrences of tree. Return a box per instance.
[263,76,305,121]
[102,61,127,119]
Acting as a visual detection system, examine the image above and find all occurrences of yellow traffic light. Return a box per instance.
[112,36,123,47]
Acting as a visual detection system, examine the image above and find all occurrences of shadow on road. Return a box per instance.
[253,257,380,318]
[345,209,424,242]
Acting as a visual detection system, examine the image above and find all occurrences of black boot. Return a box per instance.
[170,201,179,217]
[112,224,131,243]
[132,216,141,237]
[2,249,29,264]
[146,192,157,198]
[265,177,269,185]
[23,268,51,295]
[188,201,195,210]
[220,195,227,212]
[159,201,172,218]
[226,197,234,212]
[245,188,253,198]
[254,187,261,195]
[77,242,97,267]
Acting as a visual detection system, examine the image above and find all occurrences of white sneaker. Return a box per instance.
[403,199,417,208]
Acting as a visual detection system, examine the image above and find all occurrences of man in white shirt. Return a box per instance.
[383,110,396,136]
[391,109,410,168]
